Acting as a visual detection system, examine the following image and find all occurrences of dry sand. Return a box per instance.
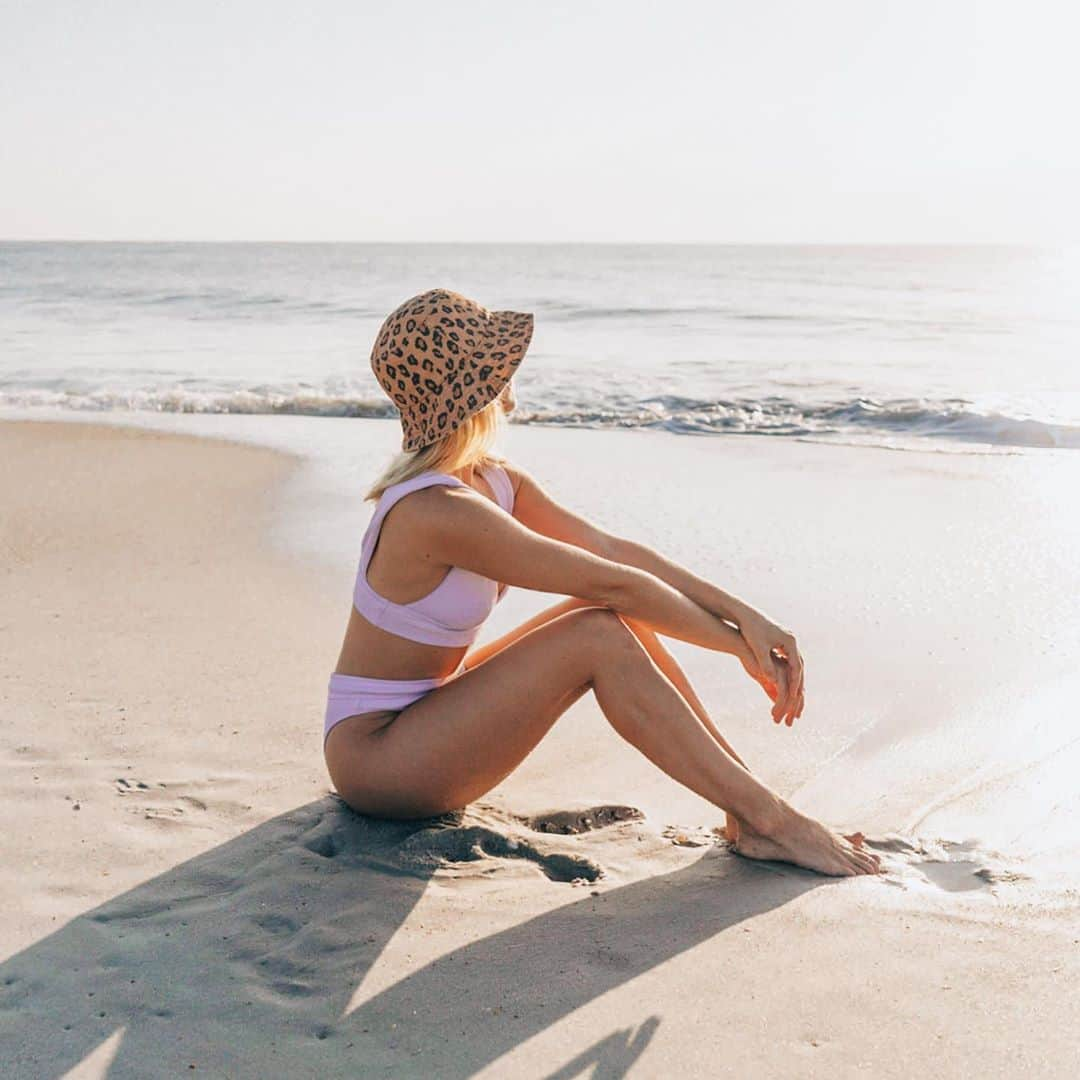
[2,418,1078,1078]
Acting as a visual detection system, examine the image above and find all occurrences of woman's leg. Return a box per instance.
[459,595,598,672]
[468,598,861,851]
[467,597,751,769]
[618,614,749,843]
[467,596,751,839]
[611,615,866,853]
[329,607,881,876]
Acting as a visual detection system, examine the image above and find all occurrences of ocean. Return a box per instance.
[2,241,1078,452]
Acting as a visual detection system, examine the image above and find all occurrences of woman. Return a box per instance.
[324,288,882,877]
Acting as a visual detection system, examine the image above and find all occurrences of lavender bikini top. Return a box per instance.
[352,463,515,646]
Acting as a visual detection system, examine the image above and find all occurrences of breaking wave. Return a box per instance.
[2,383,1077,450]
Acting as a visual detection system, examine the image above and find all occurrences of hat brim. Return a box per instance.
[400,308,534,452]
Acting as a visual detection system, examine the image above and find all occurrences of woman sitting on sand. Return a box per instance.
[324,288,882,878]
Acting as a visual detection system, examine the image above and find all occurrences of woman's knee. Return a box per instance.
[563,606,644,665]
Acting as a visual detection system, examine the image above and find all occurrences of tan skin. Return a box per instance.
[326,382,881,877]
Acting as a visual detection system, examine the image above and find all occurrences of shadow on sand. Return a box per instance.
[2,795,824,1078]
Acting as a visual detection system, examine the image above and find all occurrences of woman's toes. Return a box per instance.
[855,850,881,874]
[840,844,868,870]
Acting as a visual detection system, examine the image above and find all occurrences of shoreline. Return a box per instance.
[3,416,1078,1077]
[0,401,1058,458]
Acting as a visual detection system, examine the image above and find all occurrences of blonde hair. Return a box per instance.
[364,395,510,503]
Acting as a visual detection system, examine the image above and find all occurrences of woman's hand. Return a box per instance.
[735,612,805,726]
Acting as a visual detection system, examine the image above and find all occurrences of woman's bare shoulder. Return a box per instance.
[380,476,475,530]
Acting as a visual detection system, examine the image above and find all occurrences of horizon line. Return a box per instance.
[0,238,1060,248]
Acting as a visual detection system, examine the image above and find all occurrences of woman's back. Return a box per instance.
[334,462,515,679]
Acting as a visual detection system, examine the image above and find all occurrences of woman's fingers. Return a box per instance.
[771,650,797,724]
[776,636,805,726]
[786,664,803,726]
[767,648,786,720]
[771,655,804,726]
[772,662,790,723]
[784,669,799,726]
[789,639,806,719]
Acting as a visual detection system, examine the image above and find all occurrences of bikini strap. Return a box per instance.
[482,462,515,513]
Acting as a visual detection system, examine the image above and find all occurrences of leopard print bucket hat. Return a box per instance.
[370,287,535,452]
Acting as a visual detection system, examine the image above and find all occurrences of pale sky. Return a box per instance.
[2,0,1078,242]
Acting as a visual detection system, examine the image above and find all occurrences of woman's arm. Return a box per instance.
[505,462,768,633]
[417,487,751,661]
[605,536,803,723]
[501,462,801,722]
[605,536,762,631]
[602,566,751,660]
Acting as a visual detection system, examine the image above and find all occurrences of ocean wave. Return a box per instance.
[8,283,385,321]
[540,301,834,324]
[515,397,1080,449]
[0,386,397,419]
[2,385,1076,450]
[544,303,727,321]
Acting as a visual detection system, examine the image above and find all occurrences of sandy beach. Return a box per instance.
[2,416,1079,1079]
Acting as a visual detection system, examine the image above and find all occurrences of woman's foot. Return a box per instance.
[732,806,882,877]
[723,813,861,855]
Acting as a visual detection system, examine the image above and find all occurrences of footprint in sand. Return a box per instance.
[113,777,209,822]
[510,803,645,835]
[400,824,604,883]
[114,777,152,792]
[301,797,647,884]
